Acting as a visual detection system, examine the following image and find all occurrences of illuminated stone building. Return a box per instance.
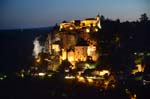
[87,45,98,61]
[59,15,101,31]
[75,46,88,62]
[81,15,100,28]
[66,43,98,65]
[67,49,75,65]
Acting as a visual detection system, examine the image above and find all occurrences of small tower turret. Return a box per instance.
[96,14,101,29]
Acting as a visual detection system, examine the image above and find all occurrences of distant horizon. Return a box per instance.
[0,0,149,29]
[0,25,54,30]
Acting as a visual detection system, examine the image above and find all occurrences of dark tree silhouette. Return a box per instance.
[140,13,149,22]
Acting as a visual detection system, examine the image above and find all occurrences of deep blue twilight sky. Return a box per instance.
[0,0,149,29]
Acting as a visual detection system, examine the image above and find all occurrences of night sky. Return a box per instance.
[0,0,149,29]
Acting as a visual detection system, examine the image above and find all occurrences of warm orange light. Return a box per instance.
[67,51,75,62]
[68,56,74,62]
[136,64,145,72]
[87,46,96,56]
[65,75,75,79]
[99,70,110,76]
[77,76,86,83]
[60,25,63,30]
[86,28,90,33]
[36,58,41,63]
[95,28,98,32]
[38,72,46,77]
[131,63,145,74]
[87,78,94,84]
[52,44,60,52]
[69,27,73,30]
[62,49,67,60]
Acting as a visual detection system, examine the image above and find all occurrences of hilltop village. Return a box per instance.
[33,15,102,73]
